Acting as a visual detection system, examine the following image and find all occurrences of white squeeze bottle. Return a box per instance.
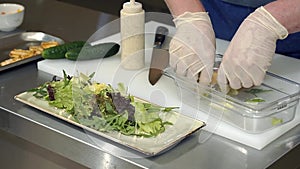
[120,0,145,70]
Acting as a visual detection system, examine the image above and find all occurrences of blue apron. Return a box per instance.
[201,0,300,59]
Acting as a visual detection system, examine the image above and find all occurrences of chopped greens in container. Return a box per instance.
[28,71,177,137]
[244,88,272,97]
[245,97,266,104]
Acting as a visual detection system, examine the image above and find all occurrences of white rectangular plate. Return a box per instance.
[15,92,205,156]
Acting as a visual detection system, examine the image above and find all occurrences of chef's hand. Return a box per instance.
[217,7,288,93]
[169,12,216,86]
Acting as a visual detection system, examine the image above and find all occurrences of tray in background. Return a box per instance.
[0,32,64,72]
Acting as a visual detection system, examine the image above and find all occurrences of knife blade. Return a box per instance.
[148,26,169,85]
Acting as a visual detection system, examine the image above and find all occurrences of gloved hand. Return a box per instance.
[169,12,216,86]
[217,7,288,93]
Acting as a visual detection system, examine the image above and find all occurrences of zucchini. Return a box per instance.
[65,42,120,61]
[42,41,85,59]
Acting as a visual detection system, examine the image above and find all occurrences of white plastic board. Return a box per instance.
[37,21,300,150]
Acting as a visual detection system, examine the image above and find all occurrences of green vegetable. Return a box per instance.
[65,42,120,61]
[26,83,49,98]
[42,41,85,59]
[272,117,283,126]
[27,71,177,137]
[245,97,266,104]
[245,88,272,97]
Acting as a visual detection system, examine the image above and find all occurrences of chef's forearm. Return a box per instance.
[265,0,300,34]
[164,0,206,16]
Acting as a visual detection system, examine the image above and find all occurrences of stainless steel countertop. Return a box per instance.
[0,0,299,169]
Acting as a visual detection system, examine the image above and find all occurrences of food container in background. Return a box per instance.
[0,3,25,32]
[163,60,300,133]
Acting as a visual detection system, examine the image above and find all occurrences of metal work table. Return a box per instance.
[0,0,299,169]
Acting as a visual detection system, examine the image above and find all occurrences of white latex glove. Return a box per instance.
[217,7,288,93]
[169,12,216,85]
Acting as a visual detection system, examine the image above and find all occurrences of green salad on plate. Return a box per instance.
[27,71,177,138]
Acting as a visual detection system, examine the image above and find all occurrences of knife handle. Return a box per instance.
[154,26,169,48]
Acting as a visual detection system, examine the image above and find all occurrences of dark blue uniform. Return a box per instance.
[201,0,300,58]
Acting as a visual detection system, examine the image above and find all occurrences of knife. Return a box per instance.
[148,26,169,85]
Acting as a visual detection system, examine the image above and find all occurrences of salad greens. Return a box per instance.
[245,97,266,104]
[244,88,272,97]
[28,71,177,137]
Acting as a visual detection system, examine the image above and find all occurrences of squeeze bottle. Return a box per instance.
[120,0,145,70]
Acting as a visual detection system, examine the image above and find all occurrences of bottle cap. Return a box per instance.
[122,0,143,13]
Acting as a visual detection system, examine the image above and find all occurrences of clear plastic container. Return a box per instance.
[164,67,300,133]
